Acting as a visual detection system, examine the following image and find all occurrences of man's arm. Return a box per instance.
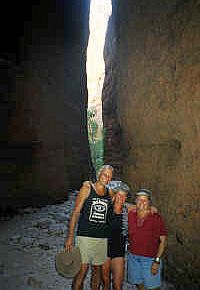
[64,182,90,252]
[108,188,115,199]
[126,202,136,212]
[126,202,158,214]
[155,235,167,259]
[151,235,167,275]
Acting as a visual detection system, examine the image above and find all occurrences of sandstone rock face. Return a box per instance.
[102,8,123,180]
[0,0,93,211]
[103,0,200,287]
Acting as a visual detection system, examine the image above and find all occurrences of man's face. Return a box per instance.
[98,169,113,185]
[136,195,150,211]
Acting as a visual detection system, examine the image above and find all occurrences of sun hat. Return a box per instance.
[135,188,152,200]
[55,247,81,278]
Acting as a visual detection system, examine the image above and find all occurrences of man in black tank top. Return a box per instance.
[64,165,114,290]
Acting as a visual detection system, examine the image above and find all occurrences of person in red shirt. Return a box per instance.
[128,189,167,290]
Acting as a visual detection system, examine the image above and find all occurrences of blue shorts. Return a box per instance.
[127,253,162,289]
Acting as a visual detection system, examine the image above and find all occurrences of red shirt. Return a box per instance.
[128,210,167,257]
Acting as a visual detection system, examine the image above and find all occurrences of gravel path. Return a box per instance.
[0,191,175,290]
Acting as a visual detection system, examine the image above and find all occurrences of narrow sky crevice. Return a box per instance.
[87,0,112,127]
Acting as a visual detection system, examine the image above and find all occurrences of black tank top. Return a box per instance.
[77,187,113,238]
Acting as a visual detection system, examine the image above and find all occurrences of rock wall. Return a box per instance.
[103,0,200,287]
[102,5,123,180]
[0,0,93,212]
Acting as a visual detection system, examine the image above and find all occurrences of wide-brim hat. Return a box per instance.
[55,247,81,278]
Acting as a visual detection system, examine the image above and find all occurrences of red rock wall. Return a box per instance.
[103,0,200,287]
[102,8,123,180]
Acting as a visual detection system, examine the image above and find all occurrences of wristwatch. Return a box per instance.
[154,257,161,264]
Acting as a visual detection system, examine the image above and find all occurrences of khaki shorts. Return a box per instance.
[76,236,108,265]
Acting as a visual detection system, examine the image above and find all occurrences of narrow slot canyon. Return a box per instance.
[0,1,199,289]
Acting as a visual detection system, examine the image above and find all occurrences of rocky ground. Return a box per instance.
[0,191,175,290]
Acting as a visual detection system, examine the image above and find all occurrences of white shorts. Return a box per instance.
[76,236,108,265]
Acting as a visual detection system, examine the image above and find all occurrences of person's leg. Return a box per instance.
[74,236,90,289]
[101,258,111,290]
[72,263,89,290]
[91,265,102,290]
[90,237,108,289]
[135,284,145,290]
[111,257,125,290]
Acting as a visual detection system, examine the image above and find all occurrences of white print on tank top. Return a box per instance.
[89,198,108,223]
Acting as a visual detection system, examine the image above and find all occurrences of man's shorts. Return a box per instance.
[127,253,162,289]
[76,236,108,265]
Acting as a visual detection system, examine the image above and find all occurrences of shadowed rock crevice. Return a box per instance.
[0,0,94,213]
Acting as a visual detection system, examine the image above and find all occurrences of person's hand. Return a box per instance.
[113,194,125,213]
[151,262,159,275]
[64,236,73,252]
[115,193,123,204]
[150,206,158,214]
